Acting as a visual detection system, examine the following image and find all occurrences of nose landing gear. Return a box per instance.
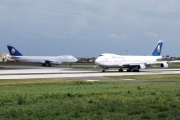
[102,67,108,72]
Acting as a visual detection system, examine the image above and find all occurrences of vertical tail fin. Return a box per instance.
[151,40,163,56]
[7,45,23,56]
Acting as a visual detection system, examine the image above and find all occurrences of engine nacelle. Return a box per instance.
[51,60,62,65]
[137,64,146,69]
[160,62,169,68]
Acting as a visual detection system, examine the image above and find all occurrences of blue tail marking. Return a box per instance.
[151,40,163,56]
[7,45,23,56]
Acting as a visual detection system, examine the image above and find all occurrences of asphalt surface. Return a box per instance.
[0,66,180,82]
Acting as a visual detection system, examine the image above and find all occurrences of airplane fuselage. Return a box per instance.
[95,54,162,68]
[95,40,167,72]
[11,55,78,65]
[95,53,168,72]
[7,45,78,66]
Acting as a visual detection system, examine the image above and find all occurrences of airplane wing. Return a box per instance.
[43,60,62,65]
[146,61,168,65]
[121,63,142,67]
[120,61,167,66]
[119,63,147,69]
[120,61,169,69]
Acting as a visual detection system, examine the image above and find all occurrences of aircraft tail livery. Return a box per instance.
[7,45,23,56]
[151,40,163,56]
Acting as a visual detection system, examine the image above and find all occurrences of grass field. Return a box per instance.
[106,74,180,80]
[0,80,180,120]
[0,62,180,119]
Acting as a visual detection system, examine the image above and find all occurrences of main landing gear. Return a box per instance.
[42,63,51,67]
[127,68,132,72]
[127,68,140,72]
[101,67,140,72]
[118,68,123,72]
[102,68,108,72]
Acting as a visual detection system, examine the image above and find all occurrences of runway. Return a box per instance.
[1,66,180,80]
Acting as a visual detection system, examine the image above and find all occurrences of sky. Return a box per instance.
[0,0,180,57]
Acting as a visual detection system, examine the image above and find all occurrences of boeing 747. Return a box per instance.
[95,40,169,72]
[7,45,78,66]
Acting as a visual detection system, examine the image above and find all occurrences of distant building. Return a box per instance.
[88,59,94,63]
[0,53,10,62]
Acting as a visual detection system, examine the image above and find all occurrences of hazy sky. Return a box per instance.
[0,0,180,57]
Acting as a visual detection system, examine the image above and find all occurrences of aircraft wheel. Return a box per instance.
[118,68,123,72]
[136,70,140,72]
[102,69,106,72]
[127,69,132,72]
[132,69,139,72]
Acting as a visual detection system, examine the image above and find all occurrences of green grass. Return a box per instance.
[106,74,180,80]
[0,78,80,85]
[168,62,180,68]
[0,80,179,120]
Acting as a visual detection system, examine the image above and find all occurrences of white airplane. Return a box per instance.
[7,45,78,66]
[95,40,169,72]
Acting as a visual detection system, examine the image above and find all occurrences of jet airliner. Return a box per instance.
[7,45,78,66]
[95,40,169,72]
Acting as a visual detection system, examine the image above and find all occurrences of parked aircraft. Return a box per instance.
[7,45,78,66]
[95,40,169,72]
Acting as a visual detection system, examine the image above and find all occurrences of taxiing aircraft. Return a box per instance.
[95,40,169,72]
[7,45,78,66]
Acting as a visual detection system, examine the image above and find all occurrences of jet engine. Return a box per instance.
[137,64,146,69]
[160,62,169,68]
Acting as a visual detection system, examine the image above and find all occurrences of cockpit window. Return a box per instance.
[99,54,103,56]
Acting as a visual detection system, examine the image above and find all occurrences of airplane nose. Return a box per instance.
[74,58,78,62]
[76,58,78,62]
[95,58,100,65]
